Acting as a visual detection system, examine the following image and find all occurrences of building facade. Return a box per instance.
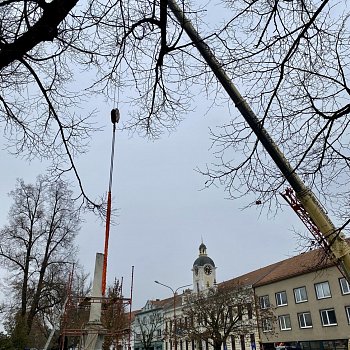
[162,243,262,350]
[253,250,350,350]
[133,242,350,350]
[133,299,169,350]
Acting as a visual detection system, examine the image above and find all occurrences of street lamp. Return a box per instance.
[154,281,192,350]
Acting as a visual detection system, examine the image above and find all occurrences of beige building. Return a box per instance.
[207,243,350,350]
[252,248,350,350]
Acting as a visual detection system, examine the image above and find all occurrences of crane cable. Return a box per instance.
[101,40,121,296]
[102,25,122,295]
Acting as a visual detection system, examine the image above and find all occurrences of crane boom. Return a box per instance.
[167,0,350,282]
[281,188,345,263]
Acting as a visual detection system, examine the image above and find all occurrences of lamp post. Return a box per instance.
[155,281,192,350]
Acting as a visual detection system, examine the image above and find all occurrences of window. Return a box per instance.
[247,303,253,319]
[320,309,337,326]
[259,295,270,309]
[275,291,288,306]
[228,306,233,322]
[315,281,331,299]
[231,335,236,350]
[345,306,350,324]
[157,329,162,337]
[294,286,308,303]
[339,278,350,295]
[298,312,313,328]
[237,304,243,320]
[240,335,246,350]
[250,334,255,348]
[278,315,291,330]
[261,318,272,332]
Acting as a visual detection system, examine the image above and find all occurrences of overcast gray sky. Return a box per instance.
[0,94,307,311]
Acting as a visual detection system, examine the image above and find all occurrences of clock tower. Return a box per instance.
[192,242,216,293]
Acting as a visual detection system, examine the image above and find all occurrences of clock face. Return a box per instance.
[194,266,199,276]
[204,264,212,275]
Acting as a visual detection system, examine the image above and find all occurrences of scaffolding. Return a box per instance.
[58,258,134,350]
[59,293,132,350]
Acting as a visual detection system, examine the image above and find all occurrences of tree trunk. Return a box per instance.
[213,341,222,350]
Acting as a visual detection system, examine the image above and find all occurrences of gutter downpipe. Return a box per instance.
[167,0,350,282]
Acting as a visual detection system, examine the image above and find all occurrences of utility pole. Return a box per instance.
[167,0,350,282]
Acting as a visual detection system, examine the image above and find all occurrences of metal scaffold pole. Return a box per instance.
[166,0,350,282]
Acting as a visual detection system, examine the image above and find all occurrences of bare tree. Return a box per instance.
[101,0,350,231]
[3,0,350,230]
[102,280,130,350]
[179,285,274,350]
[38,268,91,350]
[0,332,15,350]
[197,1,350,216]
[0,0,107,212]
[0,175,80,349]
[90,0,350,232]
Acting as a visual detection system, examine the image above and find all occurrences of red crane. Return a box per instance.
[102,108,120,296]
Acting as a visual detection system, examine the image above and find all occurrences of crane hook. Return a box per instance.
[111,108,120,124]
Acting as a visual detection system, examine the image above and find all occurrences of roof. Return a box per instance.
[199,243,206,251]
[152,297,174,308]
[220,261,282,289]
[193,242,216,267]
[220,245,338,289]
[254,248,334,286]
[193,256,215,267]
